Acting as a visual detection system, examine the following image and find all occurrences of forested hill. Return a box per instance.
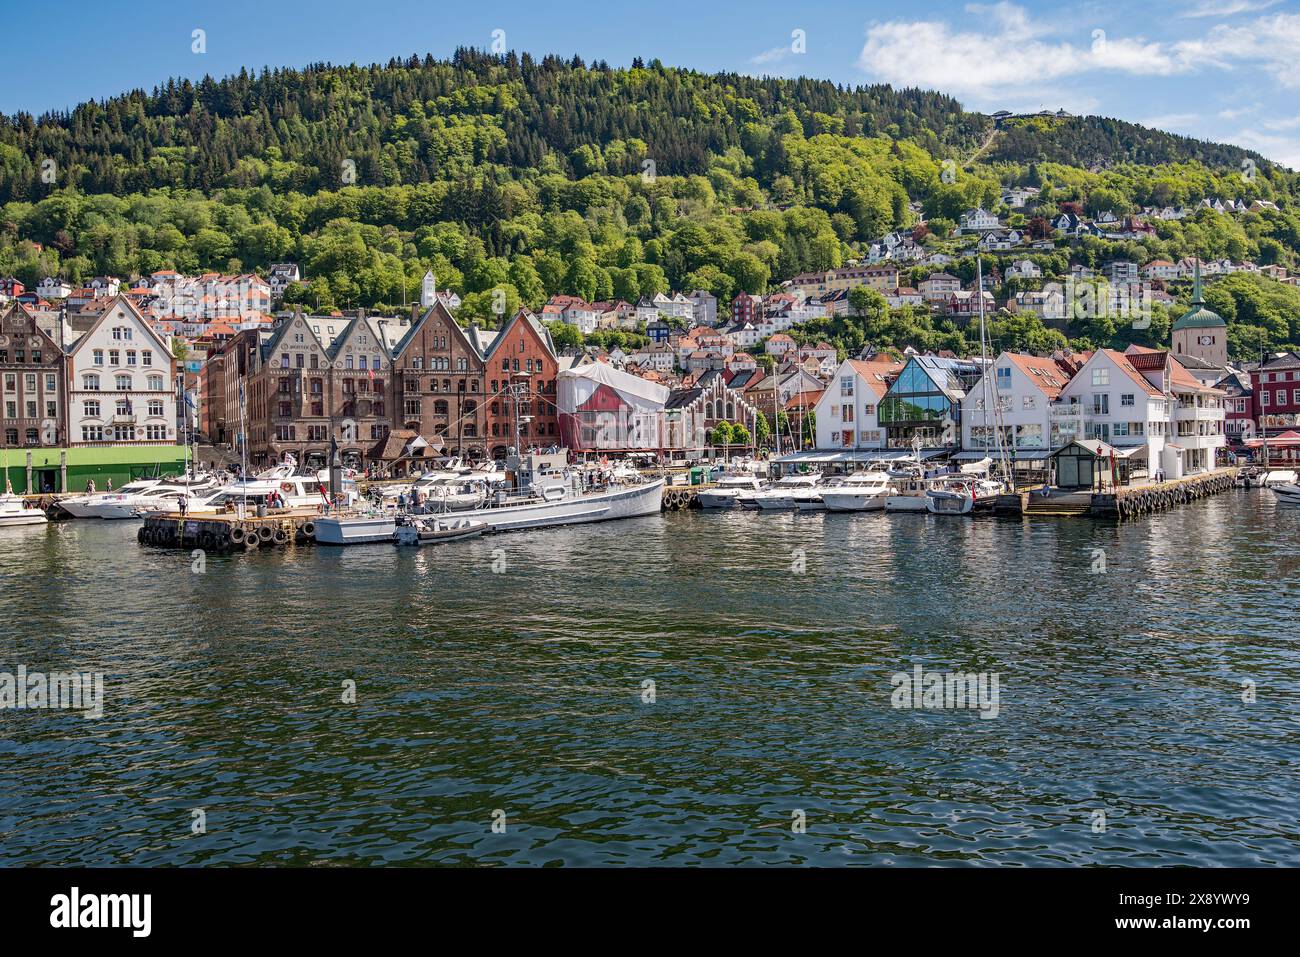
[0,49,1272,200]
[2,49,1299,358]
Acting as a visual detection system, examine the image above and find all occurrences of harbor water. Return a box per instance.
[1,491,1297,866]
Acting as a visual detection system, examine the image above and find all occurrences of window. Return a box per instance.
[148,401,163,417]
[843,405,854,423]
[1278,390,1287,406]
[116,399,131,416]
[141,350,152,366]
[1120,394,1134,407]
[115,374,132,391]
[126,350,137,366]
[82,374,100,391]
[109,350,120,366]
[1091,368,1110,387]
[1092,393,1109,415]
[1261,391,1270,407]
[147,375,164,391]
[93,349,104,366]
[81,425,104,442]
[83,400,100,417]
[1022,396,1036,410]
[840,376,854,397]
[996,367,1012,390]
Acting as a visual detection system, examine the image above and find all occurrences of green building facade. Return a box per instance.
[1,446,188,495]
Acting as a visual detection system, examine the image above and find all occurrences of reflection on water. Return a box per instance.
[1,491,1297,866]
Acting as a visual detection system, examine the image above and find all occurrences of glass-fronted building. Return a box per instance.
[878,356,984,449]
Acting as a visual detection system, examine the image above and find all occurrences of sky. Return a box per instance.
[2,0,1300,167]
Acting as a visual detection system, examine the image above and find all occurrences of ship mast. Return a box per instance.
[977,257,1013,490]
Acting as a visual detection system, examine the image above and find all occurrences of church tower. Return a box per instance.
[420,270,437,308]
[1170,261,1227,368]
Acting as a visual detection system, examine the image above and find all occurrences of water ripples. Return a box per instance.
[0,491,1297,865]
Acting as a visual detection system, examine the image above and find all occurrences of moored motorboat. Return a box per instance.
[925,479,979,515]
[884,473,932,513]
[95,475,225,519]
[394,516,486,545]
[314,512,398,545]
[696,474,764,509]
[59,478,166,518]
[0,493,48,527]
[820,470,892,512]
[1258,469,1299,489]
[752,474,822,511]
[1272,482,1300,505]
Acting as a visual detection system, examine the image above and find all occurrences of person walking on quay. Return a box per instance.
[85,478,96,494]
[178,494,188,518]
[397,491,407,512]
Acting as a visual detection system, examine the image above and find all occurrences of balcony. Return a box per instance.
[112,414,137,425]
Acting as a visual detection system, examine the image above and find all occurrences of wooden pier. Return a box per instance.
[138,509,323,551]
[662,484,709,510]
[1093,468,1236,521]
[1007,468,1237,520]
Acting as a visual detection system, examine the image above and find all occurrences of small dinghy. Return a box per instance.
[394,515,486,546]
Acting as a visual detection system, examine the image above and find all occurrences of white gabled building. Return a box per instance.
[958,208,1001,233]
[66,296,178,446]
[961,352,1076,460]
[1055,347,1226,477]
[815,357,904,450]
[36,277,72,300]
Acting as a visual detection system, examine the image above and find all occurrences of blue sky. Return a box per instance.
[3,0,1299,167]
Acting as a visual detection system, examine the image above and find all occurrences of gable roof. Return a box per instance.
[844,358,905,398]
[66,294,171,357]
[1002,352,1072,401]
[485,309,557,362]
[392,300,479,361]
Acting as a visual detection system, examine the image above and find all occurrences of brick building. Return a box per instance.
[0,303,67,450]
[481,309,559,458]
[391,300,487,459]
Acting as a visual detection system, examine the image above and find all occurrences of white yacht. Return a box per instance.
[187,465,358,514]
[93,475,225,520]
[379,457,503,504]
[0,493,48,527]
[59,478,166,518]
[697,473,764,509]
[820,470,892,512]
[752,474,823,511]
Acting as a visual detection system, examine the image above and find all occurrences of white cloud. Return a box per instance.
[857,5,1202,100]
[1226,128,1300,169]
[1194,14,1300,87]
[1180,0,1280,18]
[750,46,792,66]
